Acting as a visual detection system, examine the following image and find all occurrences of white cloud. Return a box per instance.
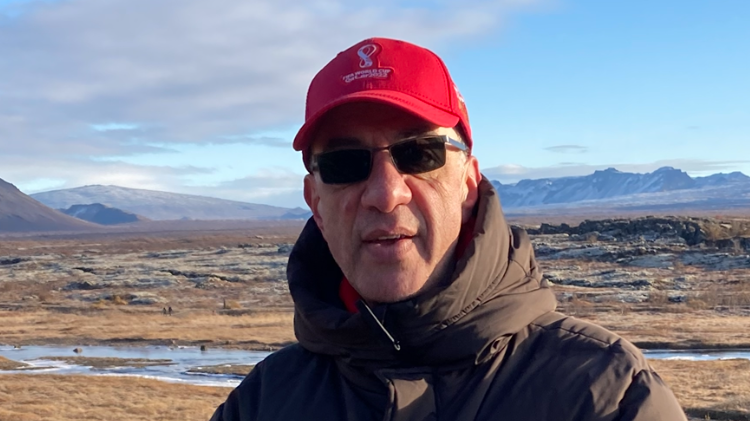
[182,169,307,208]
[544,144,588,153]
[91,123,140,132]
[10,157,213,194]
[0,0,535,146]
[0,0,546,205]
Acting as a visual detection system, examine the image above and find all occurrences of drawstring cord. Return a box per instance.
[356,300,401,352]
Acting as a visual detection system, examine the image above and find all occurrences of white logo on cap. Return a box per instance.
[342,43,392,83]
[358,44,378,68]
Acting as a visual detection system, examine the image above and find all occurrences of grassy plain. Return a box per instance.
[0,309,295,349]
[0,373,228,421]
[1,219,749,420]
[3,307,750,352]
[653,359,750,421]
[587,311,750,350]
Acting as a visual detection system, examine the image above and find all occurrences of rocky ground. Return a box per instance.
[0,229,298,314]
[526,216,750,315]
[1,216,749,338]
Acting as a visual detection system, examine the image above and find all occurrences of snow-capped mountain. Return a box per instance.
[490,167,750,209]
[31,185,301,221]
[694,171,750,188]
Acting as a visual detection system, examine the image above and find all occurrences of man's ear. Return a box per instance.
[304,174,325,234]
[461,155,481,222]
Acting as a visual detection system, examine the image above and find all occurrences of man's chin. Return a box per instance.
[353,277,428,304]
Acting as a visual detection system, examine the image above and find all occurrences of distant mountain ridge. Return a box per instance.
[61,203,149,225]
[22,167,750,222]
[31,185,305,221]
[0,178,98,232]
[491,167,750,209]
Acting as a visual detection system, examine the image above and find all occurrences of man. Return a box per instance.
[211,38,686,421]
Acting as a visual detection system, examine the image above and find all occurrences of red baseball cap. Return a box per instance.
[293,37,472,158]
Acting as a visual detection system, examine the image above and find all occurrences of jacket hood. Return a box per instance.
[288,178,557,369]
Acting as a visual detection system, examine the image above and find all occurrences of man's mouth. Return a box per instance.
[366,234,412,245]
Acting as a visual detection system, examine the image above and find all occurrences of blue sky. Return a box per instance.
[1,0,748,208]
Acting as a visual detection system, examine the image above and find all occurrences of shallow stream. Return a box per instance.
[0,345,269,387]
[642,349,750,361]
[2,345,749,388]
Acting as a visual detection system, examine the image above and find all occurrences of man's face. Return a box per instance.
[303,102,480,303]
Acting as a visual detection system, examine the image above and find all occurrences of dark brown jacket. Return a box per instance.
[211,180,686,421]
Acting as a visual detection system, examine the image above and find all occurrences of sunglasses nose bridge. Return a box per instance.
[370,146,398,176]
[370,145,401,173]
[360,147,412,212]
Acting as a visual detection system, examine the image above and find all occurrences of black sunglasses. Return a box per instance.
[311,135,467,184]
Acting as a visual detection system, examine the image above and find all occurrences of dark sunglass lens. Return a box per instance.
[390,137,446,174]
[316,149,372,184]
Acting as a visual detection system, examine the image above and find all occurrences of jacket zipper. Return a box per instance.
[356,300,402,352]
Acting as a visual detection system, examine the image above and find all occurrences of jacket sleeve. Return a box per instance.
[209,364,263,421]
[615,369,687,421]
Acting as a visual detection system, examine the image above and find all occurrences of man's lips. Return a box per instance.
[362,229,416,243]
[360,229,416,261]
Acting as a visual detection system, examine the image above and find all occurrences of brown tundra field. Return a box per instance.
[1,216,750,421]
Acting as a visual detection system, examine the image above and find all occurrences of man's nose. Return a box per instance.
[360,150,412,213]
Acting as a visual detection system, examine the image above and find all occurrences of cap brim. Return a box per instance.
[293,90,460,151]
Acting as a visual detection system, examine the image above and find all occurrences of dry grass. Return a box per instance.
[702,219,750,242]
[729,220,750,238]
[687,282,750,310]
[652,359,750,420]
[647,289,670,306]
[0,309,295,349]
[585,311,750,349]
[0,356,26,370]
[0,374,228,421]
[704,222,729,241]
[3,304,749,352]
[223,300,242,310]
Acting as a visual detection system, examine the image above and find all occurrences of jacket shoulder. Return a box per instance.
[518,312,686,420]
[210,344,330,421]
[529,311,649,368]
[241,343,334,392]
[252,342,318,375]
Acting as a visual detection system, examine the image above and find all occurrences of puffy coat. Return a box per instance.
[211,179,686,421]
